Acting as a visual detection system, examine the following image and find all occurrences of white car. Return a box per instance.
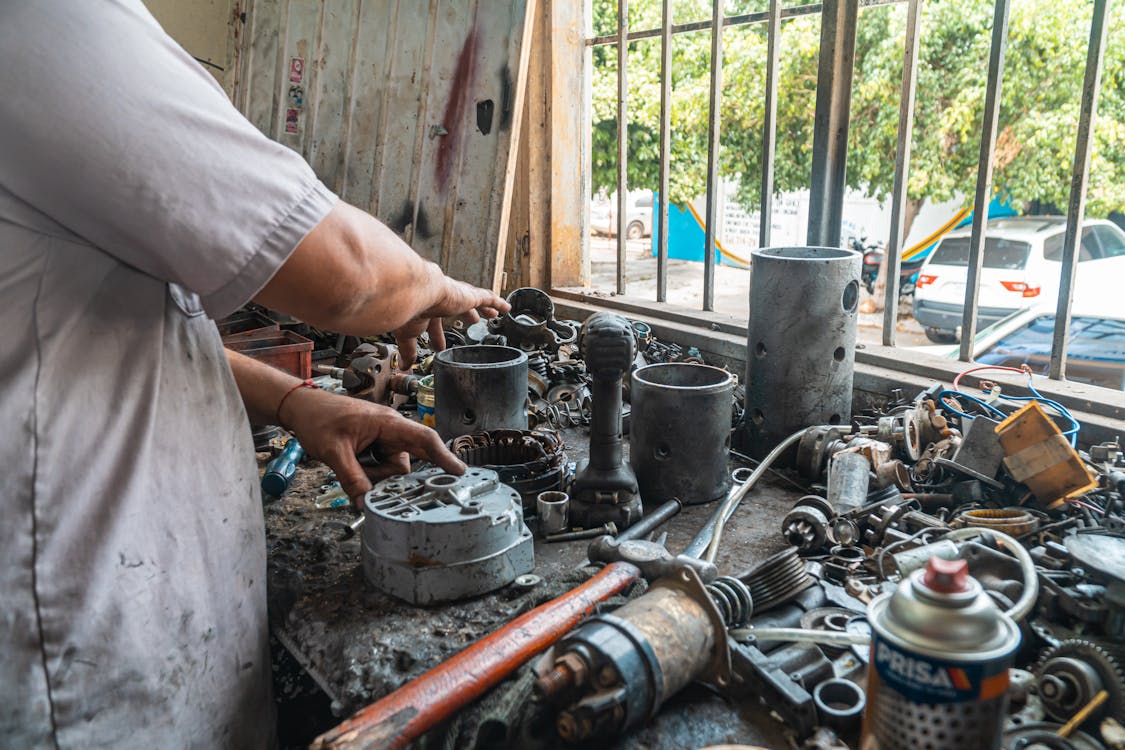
[590,191,654,239]
[913,217,1125,343]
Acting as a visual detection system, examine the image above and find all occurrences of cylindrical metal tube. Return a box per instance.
[311,562,641,750]
[536,491,570,536]
[743,247,861,458]
[631,363,735,506]
[828,452,871,516]
[433,345,528,440]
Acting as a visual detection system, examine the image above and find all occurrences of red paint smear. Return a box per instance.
[436,24,478,188]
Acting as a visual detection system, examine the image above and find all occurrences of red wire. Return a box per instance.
[952,364,1031,392]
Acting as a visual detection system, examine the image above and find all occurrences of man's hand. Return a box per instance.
[393,278,509,367]
[279,387,465,508]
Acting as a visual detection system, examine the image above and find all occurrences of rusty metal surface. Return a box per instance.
[264,426,797,747]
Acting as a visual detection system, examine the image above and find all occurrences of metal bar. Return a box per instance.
[1049,0,1111,380]
[958,0,1010,362]
[702,0,724,311]
[584,0,905,46]
[616,0,628,295]
[759,0,781,249]
[656,0,672,302]
[806,0,859,247]
[881,0,922,346]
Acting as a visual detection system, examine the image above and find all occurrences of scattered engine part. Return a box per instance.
[783,495,835,553]
[312,562,640,750]
[796,426,849,480]
[960,508,1040,536]
[1064,534,1125,586]
[447,429,568,509]
[812,677,865,732]
[570,312,642,530]
[741,546,815,613]
[545,523,618,543]
[587,537,717,583]
[537,491,570,536]
[730,640,821,737]
[535,566,744,742]
[800,607,858,635]
[952,415,1005,480]
[876,408,924,462]
[1034,640,1125,726]
[1001,722,1106,750]
[485,287,578,353]
[875,459,912,491]
[360,467,533,604]
[630,362,735,506]
[433,345,529,440]
[827,452,871,517]
[329,342,418,403]
[890,538,960,578]
[743,246,860,459]
[863,557,1021,749]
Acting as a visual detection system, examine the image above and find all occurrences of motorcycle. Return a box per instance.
[852,235,928,297]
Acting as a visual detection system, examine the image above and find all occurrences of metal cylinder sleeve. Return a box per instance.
[361,468,534,604]
[433,345,528,440]
[630,363,735,506]
[743,246,861,458]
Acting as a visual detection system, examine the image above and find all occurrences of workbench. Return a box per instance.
[263,426,806,749]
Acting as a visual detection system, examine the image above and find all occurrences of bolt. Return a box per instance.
[545,522,618,543]
[535,663,576,702]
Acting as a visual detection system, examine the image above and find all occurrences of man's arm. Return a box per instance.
[226,349,465,503]
[253,201,507,362]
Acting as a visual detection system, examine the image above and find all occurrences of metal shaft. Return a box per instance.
[617,499,682,542]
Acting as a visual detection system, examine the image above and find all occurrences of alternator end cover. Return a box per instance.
[361,467,534,604]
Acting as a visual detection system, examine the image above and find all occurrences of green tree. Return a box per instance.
[591,0,1125,234]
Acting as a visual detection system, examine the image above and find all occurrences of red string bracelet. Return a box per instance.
[276,380,317,428]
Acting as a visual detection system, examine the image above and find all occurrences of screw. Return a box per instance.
[545,522,618,543]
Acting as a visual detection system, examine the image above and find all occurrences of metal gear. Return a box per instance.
[1033,639,1125,725]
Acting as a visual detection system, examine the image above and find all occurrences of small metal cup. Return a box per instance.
[536,491,569,536]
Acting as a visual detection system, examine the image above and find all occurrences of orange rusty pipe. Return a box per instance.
[311,562,641,750]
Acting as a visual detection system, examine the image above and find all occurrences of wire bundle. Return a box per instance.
[938,364,1081,446]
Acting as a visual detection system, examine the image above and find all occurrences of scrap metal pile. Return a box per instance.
[272,282,1123,750]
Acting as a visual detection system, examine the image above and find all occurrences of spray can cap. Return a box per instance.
[923,556,970,594]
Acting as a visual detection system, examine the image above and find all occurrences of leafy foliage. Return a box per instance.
[590,0,1125,220]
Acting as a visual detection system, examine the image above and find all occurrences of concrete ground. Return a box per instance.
[587,236,929,348]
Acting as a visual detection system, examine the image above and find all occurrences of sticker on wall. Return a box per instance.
[288,56,304,84]
[285,108,301,134]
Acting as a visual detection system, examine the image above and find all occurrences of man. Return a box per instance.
[0,2,508,747]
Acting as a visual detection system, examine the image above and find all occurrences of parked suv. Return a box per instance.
[590,191,654,239]
[913,216,1125,342]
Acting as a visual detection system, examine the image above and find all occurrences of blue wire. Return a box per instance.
[940,379,1082,446]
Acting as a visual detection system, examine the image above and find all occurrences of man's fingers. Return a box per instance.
[413,428,466,475]
[365,452,411,483]
[397,335,418,367]
[330,450,374,503]
[427,318,446,352]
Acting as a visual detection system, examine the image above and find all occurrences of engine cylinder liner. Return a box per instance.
[743,246,861,459]
[630,363,735,506]
[433,345,528,440]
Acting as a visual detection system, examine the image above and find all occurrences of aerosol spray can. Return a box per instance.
[861,556,1021,749]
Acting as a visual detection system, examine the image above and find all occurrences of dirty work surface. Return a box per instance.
[264,426,804,748]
